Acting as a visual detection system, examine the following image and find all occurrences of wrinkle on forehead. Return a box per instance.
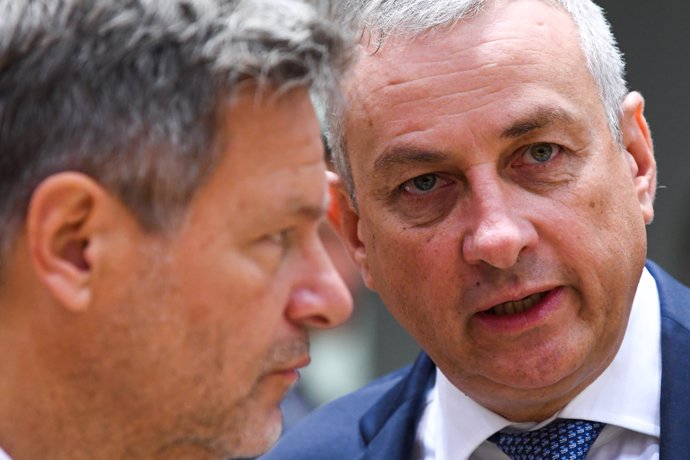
[361,30,576,105]
[354,34,576,97]
[347,0,580,90]
[355,0,571,46]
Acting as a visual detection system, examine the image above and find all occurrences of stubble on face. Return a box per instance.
[146,334,310,459]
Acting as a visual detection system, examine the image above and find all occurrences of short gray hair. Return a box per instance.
[326,0,627,204]
[0,0,351,269]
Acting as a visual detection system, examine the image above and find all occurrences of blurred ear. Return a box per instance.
[326,173,375,290]
[26,172,112,312]
[620,91,657,224]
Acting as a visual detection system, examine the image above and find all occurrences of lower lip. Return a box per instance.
[474,287,564,333]
[272,369,300,384]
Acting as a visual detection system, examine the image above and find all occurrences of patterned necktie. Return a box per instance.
[489,418,605,460]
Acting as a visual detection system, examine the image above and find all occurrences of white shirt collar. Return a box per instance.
[0,446,11,460]
[418,267,661,460]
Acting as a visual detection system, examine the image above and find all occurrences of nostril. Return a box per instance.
[461,219,537,269]
[308,315,334,328]
[286,282,353,329]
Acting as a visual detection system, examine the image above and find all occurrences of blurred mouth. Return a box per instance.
[486,291,550,316]
[287,355,311,371]
[272,355,311,378]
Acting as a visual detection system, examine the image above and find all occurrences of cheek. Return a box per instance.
[175,241,284,322]
[578,182,646,262]
[543,180,646,330]
[173,261,292,376]
[539,153,645,253]
[365,206,464,279]
[363,220,460,324]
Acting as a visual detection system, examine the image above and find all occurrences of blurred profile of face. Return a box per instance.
[337,0,655,420]
[89,87,352,458]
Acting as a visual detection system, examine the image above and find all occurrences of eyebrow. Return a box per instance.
[373,148,450,176]
[500,106,576,139]
[288,201,326,221]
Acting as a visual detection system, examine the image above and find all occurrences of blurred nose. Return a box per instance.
[285,235,353,329]
[461,167,538,269]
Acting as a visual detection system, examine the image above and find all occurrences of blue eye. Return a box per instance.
[528,143,555,163]
[403,173,439,195]
[413,174,437,191]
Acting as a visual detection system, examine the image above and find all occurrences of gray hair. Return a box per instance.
[326,0,627,204]
[0,0,351,269]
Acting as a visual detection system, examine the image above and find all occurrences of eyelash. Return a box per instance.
[399,173,452,196]
[515,142,563,167]
[265,229,293,248]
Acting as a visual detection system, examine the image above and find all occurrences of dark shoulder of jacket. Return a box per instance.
[259,364,414,460]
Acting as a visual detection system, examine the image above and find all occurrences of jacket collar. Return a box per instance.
[356,352,435,460]
[648,261,690,458]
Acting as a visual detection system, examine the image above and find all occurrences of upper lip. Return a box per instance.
[275,355,311,373]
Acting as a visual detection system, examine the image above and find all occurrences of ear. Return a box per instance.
[26,172,110,312]
[326,174,375,290]
[620,91,657,224]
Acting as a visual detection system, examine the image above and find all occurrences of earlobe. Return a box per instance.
[27,173,104,312]
[326,176,375,289]
[620,91,657,224]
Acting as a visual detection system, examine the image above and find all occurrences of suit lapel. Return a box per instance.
[355,353,436,460]
[648,261,690,459]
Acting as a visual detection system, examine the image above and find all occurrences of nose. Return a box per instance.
[285,234,353,329]
[461,169,537,269]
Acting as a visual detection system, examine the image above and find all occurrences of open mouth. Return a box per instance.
[487,291,549,316]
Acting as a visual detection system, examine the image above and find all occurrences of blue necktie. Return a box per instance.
[489,418,605,460]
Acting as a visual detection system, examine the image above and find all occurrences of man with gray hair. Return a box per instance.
[263,0,690,458]
[0,0,353,459]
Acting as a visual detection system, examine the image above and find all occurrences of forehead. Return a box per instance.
[343,0,602,165]
[351,0,580,86]
[189,87,326,232]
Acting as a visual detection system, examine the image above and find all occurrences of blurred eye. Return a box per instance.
[264,229,292,249]
[524,143,558,164]
[401,173,443,195]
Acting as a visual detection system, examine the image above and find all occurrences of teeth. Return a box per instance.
[491,292,547,316]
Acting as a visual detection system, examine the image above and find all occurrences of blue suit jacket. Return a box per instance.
[262,262,690,460]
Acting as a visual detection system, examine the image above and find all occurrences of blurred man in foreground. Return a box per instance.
[264,0,690,458]
[0,0,352,459]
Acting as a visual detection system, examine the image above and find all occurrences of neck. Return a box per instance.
[0,309,171,460]
[0,354,227,460]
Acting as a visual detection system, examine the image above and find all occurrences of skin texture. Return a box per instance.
[0,87,352,459]
[332,0,656,421]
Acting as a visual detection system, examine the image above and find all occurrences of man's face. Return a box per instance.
[88,87,352,457]
[338,0,655,420]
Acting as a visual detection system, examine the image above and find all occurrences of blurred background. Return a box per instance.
[284,0,690,428]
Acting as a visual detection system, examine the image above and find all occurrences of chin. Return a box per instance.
[231,405,284,458]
